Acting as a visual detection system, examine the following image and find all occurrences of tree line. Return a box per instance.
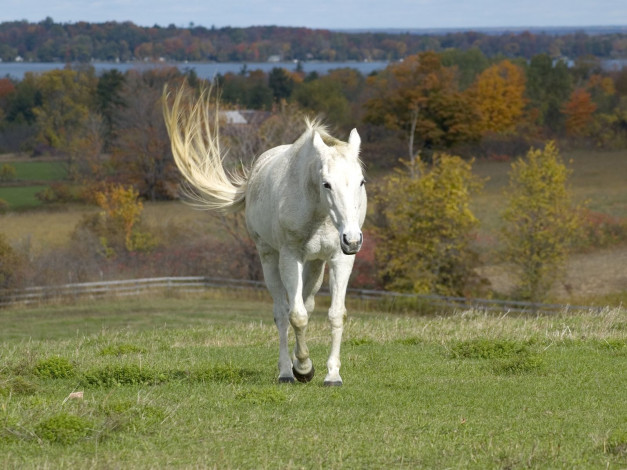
[1,50,627,195]
[1,18,626,63]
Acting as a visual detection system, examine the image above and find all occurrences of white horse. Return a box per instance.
[163,87,366,386]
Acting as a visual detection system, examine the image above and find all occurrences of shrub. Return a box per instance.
[0,163,17,181]
[0,233,25,290]
[34,356,75,379]
[577,209,627,249]
[190,363,257,385]
[75,183,159,259]
[36,413,93,444]
[492,353,545,375]
[35,182,77,203]
[82,364,164,387]
[0,376,38,396]
[372,154,485,296]
[450,339,528,360]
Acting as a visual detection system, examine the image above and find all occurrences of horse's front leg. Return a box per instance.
[279,249,314,382]
[325,254,355,386]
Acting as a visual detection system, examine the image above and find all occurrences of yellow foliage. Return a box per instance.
[470,60,526,134]
[93,184,157,254]
[372,155,484,296]
[500,142,582,301]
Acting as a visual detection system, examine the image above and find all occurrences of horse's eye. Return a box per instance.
[360,179,366,187]
[323,182,332,190]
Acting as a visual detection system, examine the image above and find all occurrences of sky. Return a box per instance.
[2,0,626,30]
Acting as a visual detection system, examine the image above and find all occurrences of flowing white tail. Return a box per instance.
[163,86,246,213]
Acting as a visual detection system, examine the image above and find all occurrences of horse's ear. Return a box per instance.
[313,131,327,152]
[348,128,361,154]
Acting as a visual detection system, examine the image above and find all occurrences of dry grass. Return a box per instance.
[0,206,98,253]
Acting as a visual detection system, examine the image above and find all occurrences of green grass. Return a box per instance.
[11,161,67,182]
[0,185,47,209]
[0,294,625,468]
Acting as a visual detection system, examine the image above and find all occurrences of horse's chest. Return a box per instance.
[303,224,339,260]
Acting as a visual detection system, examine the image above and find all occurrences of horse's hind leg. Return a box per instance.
[259,249,293,383]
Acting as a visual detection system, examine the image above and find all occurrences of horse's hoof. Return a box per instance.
[323,380,343,387]
[278,376,295,384]
[293,364,315,383]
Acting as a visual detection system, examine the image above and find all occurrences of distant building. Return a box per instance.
[220,110,249,125]
[220,110,270,125]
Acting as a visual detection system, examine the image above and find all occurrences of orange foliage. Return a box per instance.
[0,78,15,98]
[469,60,526,134]
[562,88,597,136]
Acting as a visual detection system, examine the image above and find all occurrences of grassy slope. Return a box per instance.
[0,295,625,468]
[0,185,48,210]
[10,161,67,181]
[0,161,67,209]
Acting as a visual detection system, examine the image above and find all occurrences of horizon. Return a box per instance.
[2,0,627,31]
[1,18,626,35]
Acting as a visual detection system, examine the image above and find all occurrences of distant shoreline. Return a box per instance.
[0,60,392,80]
[334,25,627,35]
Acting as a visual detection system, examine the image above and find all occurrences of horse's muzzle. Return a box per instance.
[341,232,363,255]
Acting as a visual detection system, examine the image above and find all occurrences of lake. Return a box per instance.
[1,58,624,81]
[0,60,390,80]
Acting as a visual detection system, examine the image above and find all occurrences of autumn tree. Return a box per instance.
[31,68,101,179]
[469,60,527,134]
[363,52,480,170]
[500,142,581,302]
[111,68,181,200]
[372,154,484,296]
[562,88,597,136]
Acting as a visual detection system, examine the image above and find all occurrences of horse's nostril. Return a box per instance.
[359,232,363,244]
[342,233,349,245]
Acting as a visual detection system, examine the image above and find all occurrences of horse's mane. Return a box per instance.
[304,117,345,148]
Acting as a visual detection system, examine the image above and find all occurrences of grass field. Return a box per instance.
[9,161,68,182]
[0,294,625,468]
[0,185,47,210]
[0,160,67,209]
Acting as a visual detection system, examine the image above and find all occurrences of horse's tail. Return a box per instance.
[163,85,246,213]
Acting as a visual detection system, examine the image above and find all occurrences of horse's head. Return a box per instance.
[314,129,366,255]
